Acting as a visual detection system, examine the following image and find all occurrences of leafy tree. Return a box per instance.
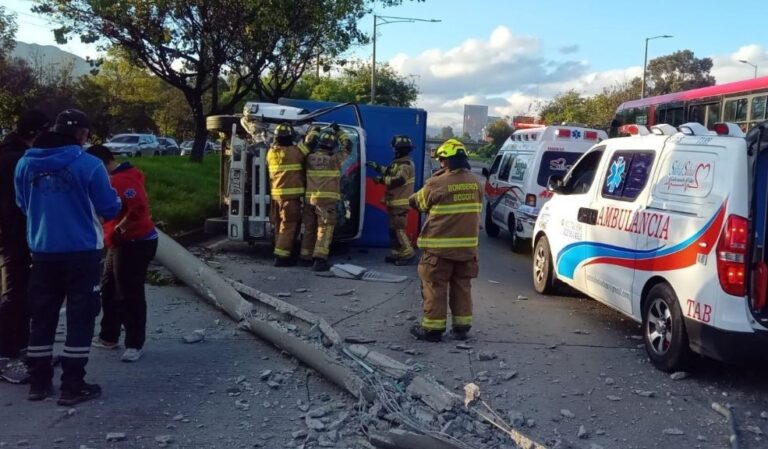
[33,0,423,161]
[0,6,16,61]
[646,50,715,96]
[485,118,512,148]
[539,90,590,125]
[583,78,642,128]
[0,58,38,130]
[440,126,454,140]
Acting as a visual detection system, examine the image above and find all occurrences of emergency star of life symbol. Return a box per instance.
[571,130,582,139]
[607,156,625,193]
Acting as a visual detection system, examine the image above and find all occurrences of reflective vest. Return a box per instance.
[267,143,309,200]
[383,156,415,210]
[410,168,482,260]
[305,146,350,205]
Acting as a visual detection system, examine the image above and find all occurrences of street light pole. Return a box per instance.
[641,34,673,99]
[738,59,758,79]
[370,15,440,104]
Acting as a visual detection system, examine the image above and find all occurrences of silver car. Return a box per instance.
[105,134,161,157]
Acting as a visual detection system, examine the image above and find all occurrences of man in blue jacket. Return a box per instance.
[14,109,121,405]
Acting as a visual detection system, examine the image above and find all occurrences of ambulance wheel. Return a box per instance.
[532,236,557,294]
[485,206,500,238]
[508,215,527,253]
[642,284,692,372]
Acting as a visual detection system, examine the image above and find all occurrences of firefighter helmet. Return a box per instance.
[391,135,413,150]
[435,138,467,159]
[317,130,338,150]
[274,123,294,138]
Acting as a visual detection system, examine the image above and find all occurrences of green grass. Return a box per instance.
[128,156,220,235]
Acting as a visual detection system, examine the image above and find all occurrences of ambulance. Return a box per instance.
[483,125,608,251]
[532,121,768,370]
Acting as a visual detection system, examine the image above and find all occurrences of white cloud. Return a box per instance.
[390,29,767,132]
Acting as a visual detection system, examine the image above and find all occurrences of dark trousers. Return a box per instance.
[27,254,101,391]
[99,239,157,350]
[0,249,31,359]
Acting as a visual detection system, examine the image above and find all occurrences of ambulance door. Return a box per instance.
[546,146,606,292]
[488,152,515,227]
[584,146,657,315]
[314,123,366,240]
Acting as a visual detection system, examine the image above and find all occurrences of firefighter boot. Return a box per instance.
[451,326,471,341]
[409,325,443,342]
[312,258,331,272]
[298,258,314,267]
[274,257,296,267]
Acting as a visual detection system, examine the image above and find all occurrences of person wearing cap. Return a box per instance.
[367,135,417,266]
[14,109,121,405]
[86,145,157,363]
[299,125,351,271]
[408,138,482,343]
[267,122,310,266]
[0,109,50,384]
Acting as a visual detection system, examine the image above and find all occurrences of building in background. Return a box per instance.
[462,105,488,141]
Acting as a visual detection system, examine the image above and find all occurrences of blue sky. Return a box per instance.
[5,0,767,129]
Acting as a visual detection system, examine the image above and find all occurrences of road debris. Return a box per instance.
[182,329,205,344]
[670,371,689,381]
[105,433,126,442]
[662,428,684,436]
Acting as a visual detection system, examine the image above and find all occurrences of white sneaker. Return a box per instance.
[121,348,143,363]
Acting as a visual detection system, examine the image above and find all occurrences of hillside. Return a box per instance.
[11,41,92,77]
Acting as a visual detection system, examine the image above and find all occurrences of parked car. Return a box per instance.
[180,140,217,156]
[104,134,161,157]
[157,137,180,155]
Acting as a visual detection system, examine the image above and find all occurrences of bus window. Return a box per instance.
[689,104,705,125]
[751,96,767,122]
[706,103,721,128]
[724,98,748,123]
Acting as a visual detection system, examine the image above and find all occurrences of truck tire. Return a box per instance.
[485,206,500,238]
[643,283,692,372]
[508,215,528,253]
[206,115,242,133]
[532,236,558,294]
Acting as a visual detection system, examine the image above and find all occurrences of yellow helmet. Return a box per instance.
[435,138,467,159]
[274,122,293,137]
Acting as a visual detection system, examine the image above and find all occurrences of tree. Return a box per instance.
[485,119,512,148]
[440,126,454,140]
[646,50,715,96]
[0,6,16,61]
[583,78,642,128]
[294,62,419,106]
[34,0,423,161]
[539,90,590,125]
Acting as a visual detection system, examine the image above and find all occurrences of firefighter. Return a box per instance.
[367,135,416,265]
[408,139,482,342]
[267,123,310,266]
[299,126,351,272]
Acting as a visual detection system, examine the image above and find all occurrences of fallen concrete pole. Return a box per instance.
[156,231,368,400]
[370,429,466,449]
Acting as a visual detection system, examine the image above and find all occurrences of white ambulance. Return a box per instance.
[483,125,608,251]
[532,122,768,371]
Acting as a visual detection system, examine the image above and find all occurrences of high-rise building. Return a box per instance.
[463,105,488,141]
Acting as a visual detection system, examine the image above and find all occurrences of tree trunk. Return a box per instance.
[190,98,207,163]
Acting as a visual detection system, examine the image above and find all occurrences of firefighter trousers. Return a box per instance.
[417,252,478,333]
[300,202,337,260]
[388,208,414,259]
[270,198,302,259]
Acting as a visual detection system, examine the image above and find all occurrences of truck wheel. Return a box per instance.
[508,215,527,253]
[532,236,557,294]
[643,283,692,372]
[206,115,242,133]
[485,206,500,238]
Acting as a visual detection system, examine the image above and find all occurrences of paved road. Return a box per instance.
[214,228,768,449]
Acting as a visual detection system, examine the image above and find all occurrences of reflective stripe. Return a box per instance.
[27,351,52,358]
[429,203,482,215]
[63,346,90,353]
[453,315,473,326]
[306,192,340,200]
[274,247,291,257]
[387,198,410,207]
[404,178,415,186]
[417,236,479,248]
[268,164,303,173]
[417,189,427,211]
[27,345,53,351]
[307,170,340,177]
[298,143,310,155]
[61,352,89,359]
[314,247,330,256]
[421,317,447,331]
[271,187,305,196]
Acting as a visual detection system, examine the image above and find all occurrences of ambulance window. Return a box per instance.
[498,154,515,181]
[601,151,655,201]
[537,152,583,187]
[509,154,531,182]
[489,154,503,176]
[562,148,604,194]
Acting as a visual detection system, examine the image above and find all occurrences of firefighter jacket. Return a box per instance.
[305,144,350,206]
[409,168,482,261]
[267,143,310,200]
[382,156,415,210]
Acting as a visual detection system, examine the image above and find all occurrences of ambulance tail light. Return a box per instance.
[584,131,598,140]
[525,194,536,207]
[712,122,746,137]
[556,129,571,138]
[713,123,729,135]
[716,214,748,296]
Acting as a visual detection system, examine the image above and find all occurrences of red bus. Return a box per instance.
[615,76,768,131]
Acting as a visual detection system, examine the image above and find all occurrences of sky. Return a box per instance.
[5,0,768,131]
